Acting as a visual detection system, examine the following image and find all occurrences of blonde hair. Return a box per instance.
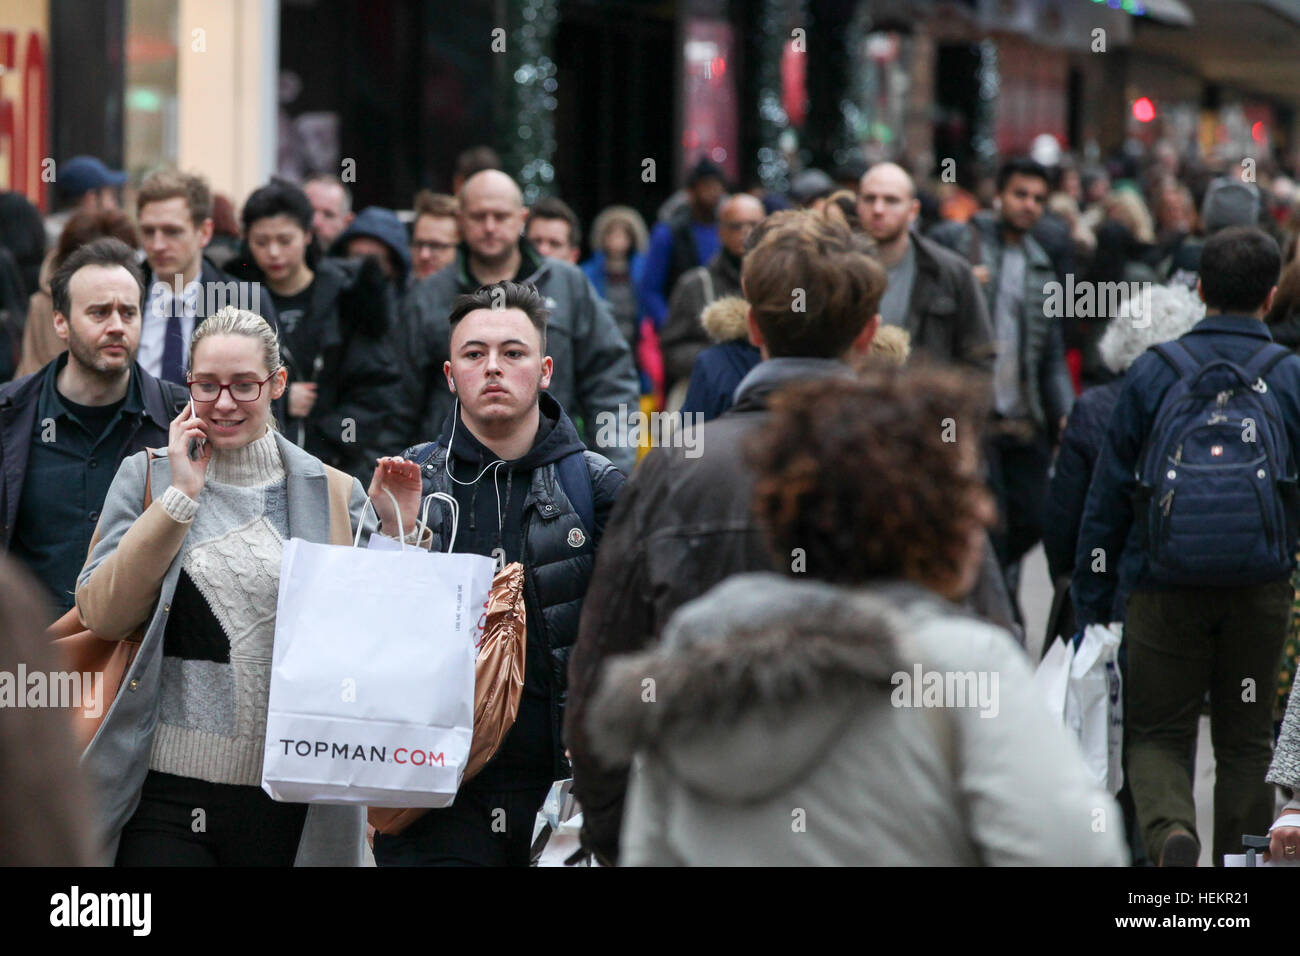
[1102,189,1155,245]
[189,306,282,375]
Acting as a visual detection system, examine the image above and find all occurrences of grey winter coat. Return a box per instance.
[75,431,374,865]
[589,573,1127,866]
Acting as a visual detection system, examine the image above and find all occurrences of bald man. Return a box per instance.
[660,193,765,394]
[858,163,994,373]
[396,170,639,470]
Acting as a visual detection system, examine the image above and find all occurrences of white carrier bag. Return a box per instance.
[1033,622,1124,795]
[262,491,494,806]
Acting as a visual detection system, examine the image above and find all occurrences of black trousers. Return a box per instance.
[115,770,308,867]
[373,783,551,867]
[985,429,1051,616]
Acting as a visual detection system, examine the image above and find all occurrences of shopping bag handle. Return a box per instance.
[355,489,461,554]
[422,492,459,553]
[357,488,407,549]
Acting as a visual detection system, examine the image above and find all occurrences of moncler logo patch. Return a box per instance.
[567,527,586,548]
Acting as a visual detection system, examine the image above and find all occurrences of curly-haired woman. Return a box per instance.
[585,369,1126,865]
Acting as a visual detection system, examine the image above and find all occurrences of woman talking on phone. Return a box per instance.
[75,305,397,866]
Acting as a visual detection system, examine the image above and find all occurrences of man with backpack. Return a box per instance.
[1074,226,1300,867]
[368,280,625,866]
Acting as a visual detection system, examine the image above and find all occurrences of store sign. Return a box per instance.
[0,25,50,209]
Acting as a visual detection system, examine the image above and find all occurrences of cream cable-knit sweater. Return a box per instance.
[149,428,288,786]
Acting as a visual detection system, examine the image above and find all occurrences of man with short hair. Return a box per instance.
[137,169,270,385]
[566,211,884,864]
[1074,226,1300,868]
[400,170,638,470]
[303,174,355,248]
[411,191,460,281]
[526,197,582,264]
[637,159,726,331]
[858,162,994,372]
[931,157,1073,608]
[0,237,188,619]
[659,193,764,393]
[368,279,625,866]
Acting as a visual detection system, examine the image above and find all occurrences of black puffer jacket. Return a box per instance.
[227,252,401,481]
[401,393,625,782]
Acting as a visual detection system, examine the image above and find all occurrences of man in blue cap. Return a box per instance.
[45,156,127,246]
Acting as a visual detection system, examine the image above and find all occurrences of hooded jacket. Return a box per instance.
[329,207,413,289]
[400,392,625,784]
[679,295,760,422]
[227,251,401,482]
[399,239,639,472]
[591,573,1126,866]
[565,356,1019,863]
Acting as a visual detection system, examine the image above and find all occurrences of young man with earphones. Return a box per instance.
[367,279,625,866]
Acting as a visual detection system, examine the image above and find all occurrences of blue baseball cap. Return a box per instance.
[59,155,128,198]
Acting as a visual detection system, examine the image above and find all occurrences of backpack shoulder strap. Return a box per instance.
[1152,339,1202,379]
[1242,342,1293,381]
[555,449,595,535]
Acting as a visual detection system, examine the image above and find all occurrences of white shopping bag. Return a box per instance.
[530,779,601,867]
[262,492,494,807]
[1033,623,1124,795]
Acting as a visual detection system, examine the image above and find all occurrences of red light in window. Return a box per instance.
[1132,97,1156,123]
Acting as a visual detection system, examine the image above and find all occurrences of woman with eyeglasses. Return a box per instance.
[75,305,401,866]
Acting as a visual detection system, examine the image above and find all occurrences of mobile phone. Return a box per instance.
[187,400,206,461]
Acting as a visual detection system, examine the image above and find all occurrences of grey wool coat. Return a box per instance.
[75,431,375,866]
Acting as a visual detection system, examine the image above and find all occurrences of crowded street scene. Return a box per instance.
[1,0,1299,931]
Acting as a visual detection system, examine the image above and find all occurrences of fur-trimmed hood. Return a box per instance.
[587,573,912,802]
[700,295,750,343]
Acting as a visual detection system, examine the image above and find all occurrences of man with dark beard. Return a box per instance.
[0,238,188,619]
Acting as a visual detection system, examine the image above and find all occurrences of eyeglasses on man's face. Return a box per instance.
[187,371,278,403]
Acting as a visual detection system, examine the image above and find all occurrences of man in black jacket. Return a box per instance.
[0,238,187,620]
[857,162,994,373]
[136,169,277,385]
[228,179,401,482]
[369,280,624,866]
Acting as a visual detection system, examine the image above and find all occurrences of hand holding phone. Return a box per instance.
[188,400,206,461]
[168,401,209,501]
